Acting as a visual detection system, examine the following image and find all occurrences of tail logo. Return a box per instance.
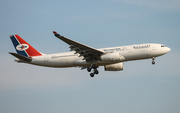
[16,44,29,51]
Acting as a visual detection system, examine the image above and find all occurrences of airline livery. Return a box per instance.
[9,31,171,77]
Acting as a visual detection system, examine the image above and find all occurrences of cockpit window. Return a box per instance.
[161,45,165,47]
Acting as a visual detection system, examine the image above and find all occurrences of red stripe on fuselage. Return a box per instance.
[15,35,42,57]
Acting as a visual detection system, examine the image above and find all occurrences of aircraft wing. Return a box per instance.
[53,31,104,61]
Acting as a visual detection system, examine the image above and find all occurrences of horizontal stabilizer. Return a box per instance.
[9,52,32,62]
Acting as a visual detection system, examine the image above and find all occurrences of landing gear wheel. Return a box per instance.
[90,73,94,77]
[152,61,155,65]
[94,69,99,74]
[87,67,91,72]
[91,64,96,69]
[152,57,155,65]
[88,64,99,77]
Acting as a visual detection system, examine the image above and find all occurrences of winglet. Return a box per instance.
[53,31,60,36]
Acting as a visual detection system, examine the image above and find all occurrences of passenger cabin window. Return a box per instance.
[161,45,165,47]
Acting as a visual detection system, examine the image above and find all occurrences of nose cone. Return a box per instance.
[166,47,171,53]
[160,47,171,56]
[163,47,171,54]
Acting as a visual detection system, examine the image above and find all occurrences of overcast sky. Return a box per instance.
[0,0,180,113]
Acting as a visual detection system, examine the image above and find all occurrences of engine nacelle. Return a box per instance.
[104,62,124,71]
[101,52,121,61]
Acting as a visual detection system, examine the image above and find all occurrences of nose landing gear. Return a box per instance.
[152,57,155,65]
[87,64,99,77]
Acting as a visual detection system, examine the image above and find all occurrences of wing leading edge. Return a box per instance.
[53,31,104,62]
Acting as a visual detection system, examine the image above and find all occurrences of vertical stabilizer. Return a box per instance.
[10,35,42,57]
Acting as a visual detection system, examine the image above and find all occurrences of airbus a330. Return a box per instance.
[9,31,171,77]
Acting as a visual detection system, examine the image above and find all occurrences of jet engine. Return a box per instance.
[104,62,124,71]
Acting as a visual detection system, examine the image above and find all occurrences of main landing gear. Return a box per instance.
[87,64,99,77]
[152,57,155,65]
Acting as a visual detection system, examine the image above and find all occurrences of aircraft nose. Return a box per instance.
[166,47,171,53]
[167,47,171,52]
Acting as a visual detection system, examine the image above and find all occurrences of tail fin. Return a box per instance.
[9,35,42,57]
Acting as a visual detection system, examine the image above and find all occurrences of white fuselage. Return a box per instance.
[27,43,170,68]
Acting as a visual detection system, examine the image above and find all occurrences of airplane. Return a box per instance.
[9,31,171,77]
